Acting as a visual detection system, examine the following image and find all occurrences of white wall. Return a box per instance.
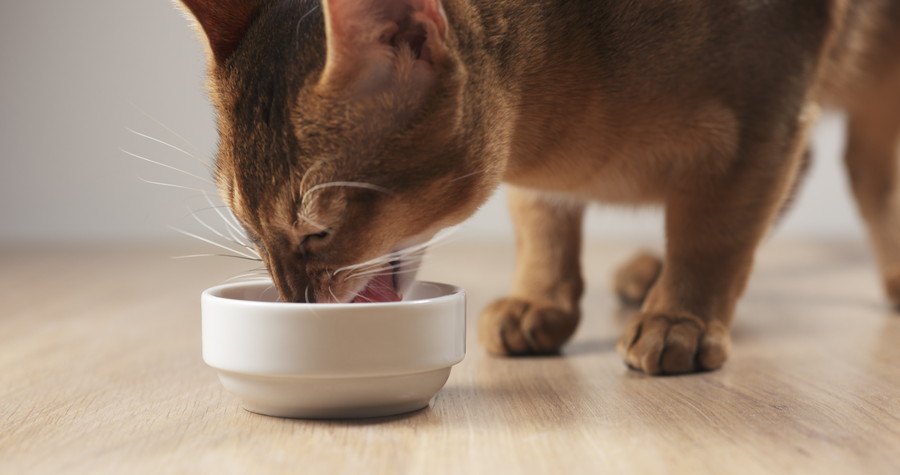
[0,1,867,244]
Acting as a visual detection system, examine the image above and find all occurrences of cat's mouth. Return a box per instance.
[350,259,403,303]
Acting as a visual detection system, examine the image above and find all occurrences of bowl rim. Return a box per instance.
[202,280,465,309]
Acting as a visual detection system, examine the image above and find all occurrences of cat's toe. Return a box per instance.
[617,311,730,375]
[613,251,663,306]
[478,298,580,356]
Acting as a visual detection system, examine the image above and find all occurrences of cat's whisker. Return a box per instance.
[262,284,278,302]
[128,101,203,155]
[190,210,235,244]
[233,266,267,272]
[449,168,488,183]
[348,266,422,280]
[188,204,247,231]
[340,244,432,272]
[223,207,247,234]
[351,292,375,303]
[172,253,262,262]
[328,287,341,304]
[190,204,232,211]
[358,280,397,294]
[302,181,394,204]
[225,268,269,281]
[225,274,272,283]
[185,203,254,247]
[170,226,260,260]
[126,128,206,166]
[351,263,423,276]
[122,149,214,184]
[343,254,426,277]
[165,177,262,265]
[397,236,461,256]
[344,235,455,275]
[332,254,396,273]
[336,256,414,278]
[333,234,446,273]
[332,227,458,276]
[295,4,320,46]
[190,210,260,258]
[333,256,399,276]
[224,267,269,279]
[202,192,252,247]
[137,176,209,193]
[390,227,460,257]
[296,213,330,233]
[349,261,423,277]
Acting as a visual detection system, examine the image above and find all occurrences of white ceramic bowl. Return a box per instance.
[201,280,466,419]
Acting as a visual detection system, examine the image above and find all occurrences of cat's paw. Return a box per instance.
[617,312,730,375]
[478,298,580,356]
[613,251,662,306]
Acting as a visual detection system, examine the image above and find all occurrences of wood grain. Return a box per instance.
[1,241,898,474]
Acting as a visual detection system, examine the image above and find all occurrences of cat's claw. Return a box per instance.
[478,298,580,356]
[617,312,730,375]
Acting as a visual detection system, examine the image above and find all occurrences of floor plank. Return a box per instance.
[1,241,898,474]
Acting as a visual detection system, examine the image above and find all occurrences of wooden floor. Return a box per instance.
[1,240,899,474]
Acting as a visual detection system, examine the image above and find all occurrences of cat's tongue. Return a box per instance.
[352,273,402,303]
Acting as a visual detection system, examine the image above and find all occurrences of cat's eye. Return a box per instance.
[298,230,332,257]
[305,230,330,242]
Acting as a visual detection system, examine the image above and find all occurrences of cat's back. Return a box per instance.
[470,0,840,94]
[821,0,900,108]
[467,0,850,201]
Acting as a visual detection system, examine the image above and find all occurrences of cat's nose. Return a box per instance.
[265,258,308,303]
[271,267,316,303]
[298,229,332,258]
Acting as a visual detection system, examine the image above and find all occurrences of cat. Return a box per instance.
[177,0,900,375]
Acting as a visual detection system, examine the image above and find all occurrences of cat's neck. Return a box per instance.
[445,0,537,94]
[444,0,596,179]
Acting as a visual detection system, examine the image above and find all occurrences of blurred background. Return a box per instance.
[0,0,865,248]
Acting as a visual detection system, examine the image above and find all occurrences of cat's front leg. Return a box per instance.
[618,116,813,375]
[478,187,585,355]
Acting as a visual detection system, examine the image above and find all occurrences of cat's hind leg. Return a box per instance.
[613,251,663,307]
[611,147,813,308]
[619,106,816,375]
[844,66,900,308]
[478,187,585,355]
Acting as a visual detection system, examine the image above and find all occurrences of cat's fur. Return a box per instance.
[178,0,900,374]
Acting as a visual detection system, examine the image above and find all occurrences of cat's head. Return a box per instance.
[179,0,502,302]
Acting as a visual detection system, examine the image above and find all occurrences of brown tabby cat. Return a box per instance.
[178,0,900,374]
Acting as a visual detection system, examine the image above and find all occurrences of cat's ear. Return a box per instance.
[177,0,266,63]
[320,0,449,94]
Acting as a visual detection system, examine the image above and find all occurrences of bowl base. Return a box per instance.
[217,367,452,419]
[242,399,432,419]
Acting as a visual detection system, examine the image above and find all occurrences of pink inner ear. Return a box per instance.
[181,0,263,62]
[321,0,448,91]
[326,0,410,29]
[413,0,448,40]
